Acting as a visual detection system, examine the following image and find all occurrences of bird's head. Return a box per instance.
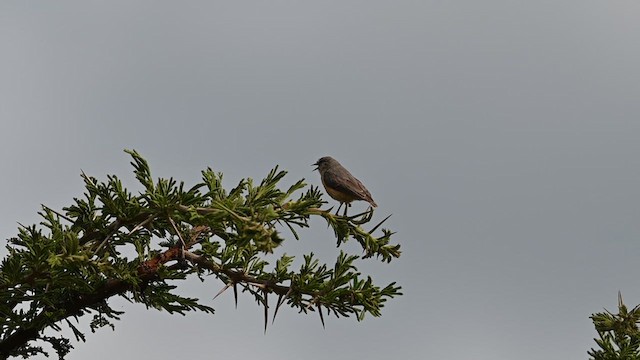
[312,156,336,173]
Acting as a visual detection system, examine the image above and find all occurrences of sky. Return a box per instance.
[2,1,640,359]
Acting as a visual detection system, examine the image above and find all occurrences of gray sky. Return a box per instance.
[2,1,640,359]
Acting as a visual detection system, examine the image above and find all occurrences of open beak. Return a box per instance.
[311,162,319,171]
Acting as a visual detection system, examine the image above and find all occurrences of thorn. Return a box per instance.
[618,290,623,307]
[369,214,392,233]
[263,289,269,334]
[213,283,232,300]
[233,283,238,309]
[127,215,156,236]
[168,216,187,249]
[317,303,325,329]
[272,287,292,324]
[272,294,284,325]
[41,205,74,222]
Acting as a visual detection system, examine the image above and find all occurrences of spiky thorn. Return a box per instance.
[618,290,624,308]
[168,216,190,269]
[272,287,292,324]
[263,288,269,334]
[317,303,325,329]
[369,214,392,233]
[233,283,238,309]
[168,216,187,250]
[213,282,233,300]
[41,205,74,223]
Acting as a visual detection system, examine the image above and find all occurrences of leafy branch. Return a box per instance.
[589,292,640,360]
[0,150,402,359]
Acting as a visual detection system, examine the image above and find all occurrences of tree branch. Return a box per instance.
[0,246,182,358]
[182,251,291,296]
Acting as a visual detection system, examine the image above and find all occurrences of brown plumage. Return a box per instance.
[313,156,377,215]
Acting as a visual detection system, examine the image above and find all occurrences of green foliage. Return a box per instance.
[0,150,402,359]
[590,293,640,360]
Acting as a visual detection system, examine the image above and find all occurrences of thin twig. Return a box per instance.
[182,251,292,296]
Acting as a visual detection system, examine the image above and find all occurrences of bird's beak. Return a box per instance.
[311,162,319,171]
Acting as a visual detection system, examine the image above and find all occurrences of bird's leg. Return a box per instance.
[343,203,350,217]
[335,202,343,215]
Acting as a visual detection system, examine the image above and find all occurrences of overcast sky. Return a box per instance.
[2,1,640,359]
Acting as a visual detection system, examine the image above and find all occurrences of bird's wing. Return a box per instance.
[324,170,376,204]
[350,177,377,206]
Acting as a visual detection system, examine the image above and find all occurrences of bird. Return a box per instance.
[313,156,377,216]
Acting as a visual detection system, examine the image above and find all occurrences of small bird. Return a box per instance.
[313,156,377,216]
